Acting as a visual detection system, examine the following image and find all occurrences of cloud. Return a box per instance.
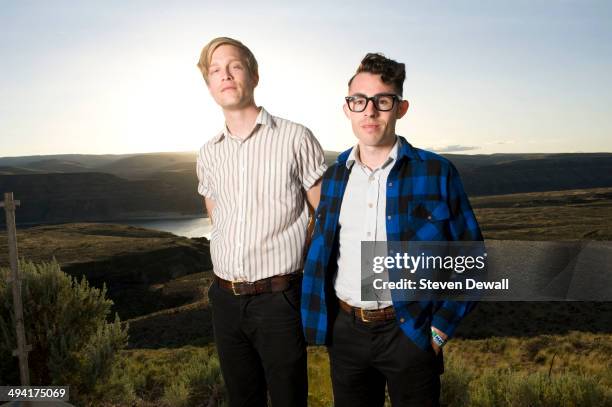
[428,145,480,153]
[486,140,516,145]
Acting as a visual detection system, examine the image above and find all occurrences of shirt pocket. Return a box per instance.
[407,200,451,241]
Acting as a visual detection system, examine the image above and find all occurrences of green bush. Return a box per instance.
[440,357,473,406]
[119,346,226,406]
[448,367,612,407]
[161,350,225,406]
[0,259,132,406]
[470,371,612,407]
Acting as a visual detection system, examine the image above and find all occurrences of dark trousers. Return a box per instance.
[328,309,441,407]
[208,278,308,407]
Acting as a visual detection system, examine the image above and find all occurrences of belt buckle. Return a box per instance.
[359,308,370,323]
[231,280,244,296]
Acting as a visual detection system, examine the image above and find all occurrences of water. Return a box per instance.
[119,217,212,239]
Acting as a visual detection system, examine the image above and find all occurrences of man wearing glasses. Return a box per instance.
[301,53,482,406]
[195,37,326,407]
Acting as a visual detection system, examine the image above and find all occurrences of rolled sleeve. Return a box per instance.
[298,128,327,190]
[432,300,477,339]
[196,148,215,199]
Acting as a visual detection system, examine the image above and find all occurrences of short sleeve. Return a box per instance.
[196,148,215,199]
[298,128,327,190]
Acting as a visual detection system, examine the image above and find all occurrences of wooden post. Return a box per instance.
[1,192,31,385]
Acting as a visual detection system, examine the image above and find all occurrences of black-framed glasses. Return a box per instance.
[345,93,402,112]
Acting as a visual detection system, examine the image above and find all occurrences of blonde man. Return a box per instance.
[196,37,326,407]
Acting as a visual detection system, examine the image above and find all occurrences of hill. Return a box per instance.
[0,172,203,225]
[1,189,611,405]
[2,149,612,230]
[95,152,197,179]
[0,223,213,321]
[1,187,611,346]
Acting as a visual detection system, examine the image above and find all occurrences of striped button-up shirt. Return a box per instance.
[196,107,327,282]
[301,136,483,350]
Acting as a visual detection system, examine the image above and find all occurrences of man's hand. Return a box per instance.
[431,326,447,355]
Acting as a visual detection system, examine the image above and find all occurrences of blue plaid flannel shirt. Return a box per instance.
[301,136,484,350]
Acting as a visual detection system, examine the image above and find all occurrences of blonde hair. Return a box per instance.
[197,37,259,83]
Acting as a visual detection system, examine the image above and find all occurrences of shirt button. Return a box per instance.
[368,203,373,208]
[388,182,393,187]
[427,215,432,220]
[399,317,405,323]
[369,176,374,182]
[366,232,371,237]
[387,215,391,220]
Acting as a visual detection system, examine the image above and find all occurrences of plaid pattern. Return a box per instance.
[301,136,483,349]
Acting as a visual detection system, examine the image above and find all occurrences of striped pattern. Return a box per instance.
[301,136,484,349]
[196,107,327,282]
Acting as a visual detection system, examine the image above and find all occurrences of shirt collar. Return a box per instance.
[396,135,421,161]
[338,135,421,166]
[212,107,275,143]
[345,137,400,170]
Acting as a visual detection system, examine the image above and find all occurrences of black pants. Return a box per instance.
[328,309,441,407]
[208,279,308,407]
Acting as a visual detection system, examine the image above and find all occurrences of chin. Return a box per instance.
[220,100,245,110]
[358,134,384,146]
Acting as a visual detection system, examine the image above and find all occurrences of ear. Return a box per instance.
[397,99,409,119]
[252,73,259,88]
[343,103,351,119]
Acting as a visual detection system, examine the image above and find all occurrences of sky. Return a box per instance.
[1,0,611,157]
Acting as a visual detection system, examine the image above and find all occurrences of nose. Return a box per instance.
[221,66,233,81]
[363,99,378,117]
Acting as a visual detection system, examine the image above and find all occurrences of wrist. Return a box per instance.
[431,328,447,348]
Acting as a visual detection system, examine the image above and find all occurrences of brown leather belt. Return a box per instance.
[338,298,396,322]
[216,273,301,296]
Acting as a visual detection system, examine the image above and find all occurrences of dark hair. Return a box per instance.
[348,53,405,96]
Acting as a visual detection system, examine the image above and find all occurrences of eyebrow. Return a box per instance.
[348,92,396,97]
[210,58,243,67]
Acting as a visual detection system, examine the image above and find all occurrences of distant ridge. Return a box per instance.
[1,150,612,225]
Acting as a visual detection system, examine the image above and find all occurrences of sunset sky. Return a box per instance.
[1,1,611,157]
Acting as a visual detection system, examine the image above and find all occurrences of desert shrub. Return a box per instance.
[468,369,611,407]
[0,259,132,406]
[120,346,226,406]
[161,349,225,406]
[440,357,473,406]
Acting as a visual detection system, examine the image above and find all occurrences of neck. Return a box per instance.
[358,136,397,169]
[223,103,260,139]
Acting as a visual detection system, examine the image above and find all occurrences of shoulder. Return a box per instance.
[198,131,224,151]
[269,114,312,139]
[416,147,452,164]
[268,114,325,159]
[323,144,352,176]
[196,131,225,165]
[409,145,459,176]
